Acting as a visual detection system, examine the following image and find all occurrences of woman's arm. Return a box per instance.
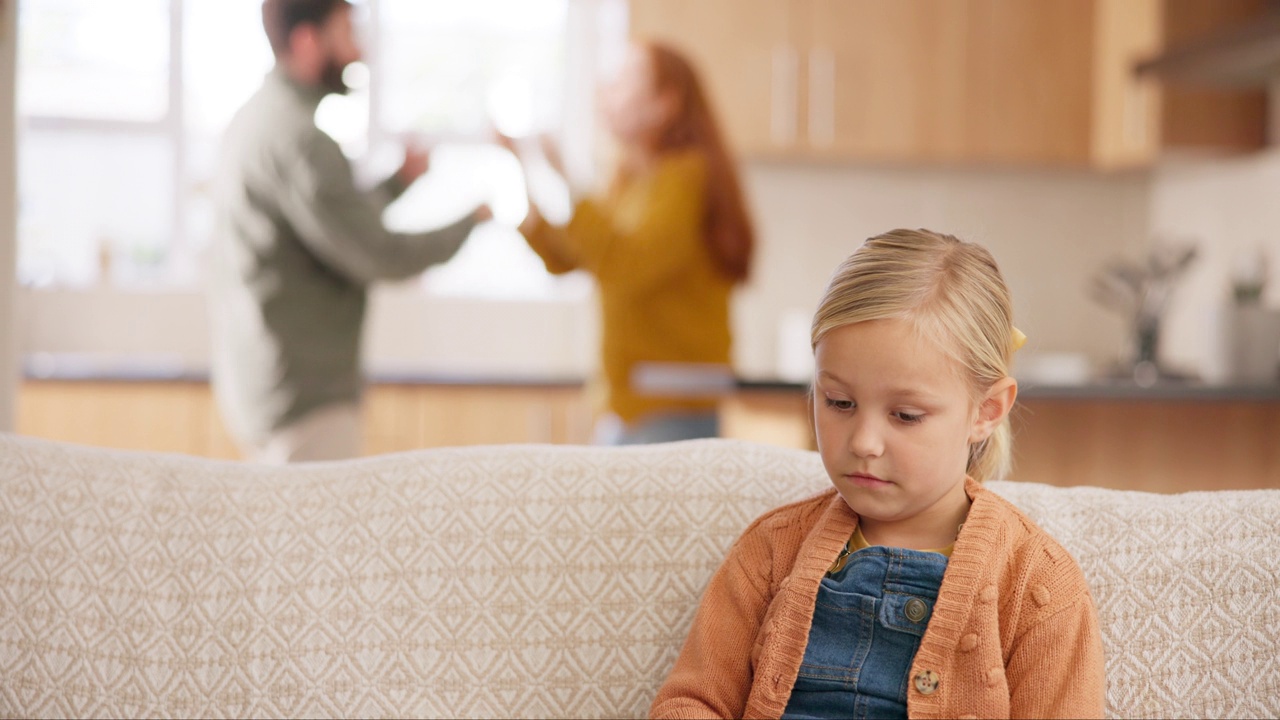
[561,153,709,292]
[498,133,582,275]
[508,150,711,290]
[519,206,579,275]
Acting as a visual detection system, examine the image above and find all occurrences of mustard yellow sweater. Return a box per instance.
[651,478,1106,719]
[521,150,733,423]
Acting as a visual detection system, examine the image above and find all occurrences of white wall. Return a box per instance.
[0,0,19,430]
[732,161,1152,379]
[1149,148,1280,379]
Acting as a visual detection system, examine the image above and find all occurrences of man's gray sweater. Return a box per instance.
[208,66,477,446]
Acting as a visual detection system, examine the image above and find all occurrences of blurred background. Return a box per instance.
[1,0,1279,491]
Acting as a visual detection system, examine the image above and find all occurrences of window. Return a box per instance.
[17,0,615,299]
[17,0,176,287]
[20,0,170,122]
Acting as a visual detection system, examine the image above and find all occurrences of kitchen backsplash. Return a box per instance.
[1148,146,1280,381]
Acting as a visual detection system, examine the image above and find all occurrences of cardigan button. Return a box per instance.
[913,669,940,695]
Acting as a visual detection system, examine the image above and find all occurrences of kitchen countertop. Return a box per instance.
[21,357,1280,401]
[20,355,587,388]
[737,378,1280,401]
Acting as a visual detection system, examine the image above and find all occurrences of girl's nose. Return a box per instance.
[848,416,884,459]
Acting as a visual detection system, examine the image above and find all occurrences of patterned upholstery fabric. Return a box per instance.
[0,434,1276,719]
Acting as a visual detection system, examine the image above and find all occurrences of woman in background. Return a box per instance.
[503,40,755,444]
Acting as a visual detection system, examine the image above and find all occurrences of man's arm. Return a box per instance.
[278,132,482,284]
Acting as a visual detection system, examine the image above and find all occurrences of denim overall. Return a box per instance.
[782,545,949,719]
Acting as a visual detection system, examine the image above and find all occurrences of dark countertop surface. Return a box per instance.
[21,355,1280,401]
[737,377,1280,400]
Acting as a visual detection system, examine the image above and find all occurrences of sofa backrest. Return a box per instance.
[0,434,1276,718]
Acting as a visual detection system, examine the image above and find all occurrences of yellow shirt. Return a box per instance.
[828,525,956,575]
[522,150,733,423]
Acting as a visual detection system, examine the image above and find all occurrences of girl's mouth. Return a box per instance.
[847,472,891,488]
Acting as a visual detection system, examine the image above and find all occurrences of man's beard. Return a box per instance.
[319,56,350,95]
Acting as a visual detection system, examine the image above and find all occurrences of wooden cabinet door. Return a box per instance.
[630,0,1253,168]
[806,0,1151,167]
[803,0,970,162]
[1091,0,1162,169]
[957,0,1097,165]
[629,0,801,158]
[17,381,237,458]
[365,385,593,452]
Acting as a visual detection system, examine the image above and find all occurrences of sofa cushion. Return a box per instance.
[0,434,1277,719]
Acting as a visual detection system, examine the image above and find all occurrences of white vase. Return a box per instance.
[1221,305,1280,385]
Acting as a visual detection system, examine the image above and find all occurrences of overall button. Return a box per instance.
[904,597,928,623]
[914,669,940,695]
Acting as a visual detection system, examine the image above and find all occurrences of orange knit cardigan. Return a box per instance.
[650,478,1105,719]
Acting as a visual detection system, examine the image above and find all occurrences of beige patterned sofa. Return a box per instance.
[1,433,1277,719]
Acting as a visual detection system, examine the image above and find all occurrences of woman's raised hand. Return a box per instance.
[538,134,568,181]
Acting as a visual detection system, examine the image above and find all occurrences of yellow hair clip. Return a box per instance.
[1011,327,1028,352]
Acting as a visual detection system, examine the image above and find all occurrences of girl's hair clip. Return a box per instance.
[1011,327,1028,352]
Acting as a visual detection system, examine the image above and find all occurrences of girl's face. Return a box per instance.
[599,46,676,145]
[813,318,999,542]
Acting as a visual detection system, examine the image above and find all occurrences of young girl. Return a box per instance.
[502,40,754,445]
[650,229,1105,718]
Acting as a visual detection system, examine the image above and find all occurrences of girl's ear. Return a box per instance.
[969,377,1017,444]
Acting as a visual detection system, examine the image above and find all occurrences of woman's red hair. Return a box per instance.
[640,40,755,283]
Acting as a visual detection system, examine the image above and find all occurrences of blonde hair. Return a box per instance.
[811,229,1018,481]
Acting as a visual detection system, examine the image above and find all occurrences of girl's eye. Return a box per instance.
[894,411,924,425]
[824,397,854,412]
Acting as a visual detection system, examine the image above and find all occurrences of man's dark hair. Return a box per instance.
[261,0,352,58]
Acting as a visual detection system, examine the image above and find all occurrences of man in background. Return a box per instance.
[208,0,490,463]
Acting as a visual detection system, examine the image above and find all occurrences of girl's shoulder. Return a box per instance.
[724,488,845,593]
[729,488,842,557]
[971,482,1060,543]
[966,485,1095,618]
[743,487,839,536]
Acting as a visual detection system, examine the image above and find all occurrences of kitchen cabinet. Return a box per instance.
[361,383,594,454]
[16,380,807,459]
[23,381,1275,493]
[627,0,798,157]
[1012,397,1280,493]
[664,384,1280,493]
[720,388,814,451]
[16,381,594,460]
[15,378,815,458]
[1155,0,1270,154]
[630,0,1264,167]
[16,381,241,460]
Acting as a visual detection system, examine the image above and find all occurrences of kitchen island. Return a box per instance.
[15,358,1280,493]
[731,377,1280,492]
